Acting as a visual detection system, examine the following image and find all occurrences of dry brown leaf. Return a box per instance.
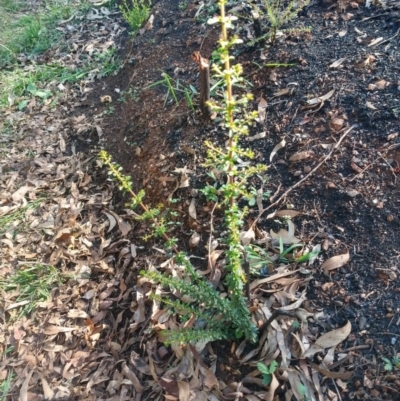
[256,97,268,123]
[306,89,334,106]
[188,198,197,220]
[329,58,346,68]
[189,232,200,249]
[121,362,145,392]
[107,210,131,236]
[247,132,266,141]
[11,186,31,202]
[40,376,54,399]
[289,150,314,162]
[368,37,383,47]
[19,370,33,401]
[308,361,354,380]
[304,321,351,358]
[250,269,300,290]
[274,210,301,218]
[287,369,308,401]
[43,324,75,335]
[240,227,255,246]
[330,117,344,130]
[270,139,286,162]
[366,101,377,110]
[322,252,350,274]
[266,373,279,401]
[206,250,224,273]
[273,87,291,97]
[177,381,190,401]
[270,220,300,245]
[179,173,190,188]
[375,79,388,90]
[68,309,89,319]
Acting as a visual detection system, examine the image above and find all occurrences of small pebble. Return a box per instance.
[387,214,394,222]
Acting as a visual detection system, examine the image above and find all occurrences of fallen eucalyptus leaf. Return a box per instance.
[270,139,286,162]
[188,198,197,220]
[329,58,346,69]
[322,252,350,274]
[303,321,351,358]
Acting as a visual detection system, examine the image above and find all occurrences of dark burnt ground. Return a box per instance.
[85,0,400,399]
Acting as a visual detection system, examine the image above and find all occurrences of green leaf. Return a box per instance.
[257,362,269,375]
[34,90,52,99]
[262,374,272,385]
[26,83,37,93]
[382,357,393,371]
[18,100,29,110]
[269,360,278,374]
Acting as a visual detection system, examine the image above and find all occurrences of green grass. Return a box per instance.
[119,0,151,33]
[0,49,121,109]
[0,199,43,236]
[0,0,122,109]
[0,370,15,401]
[0,263,64,317]
[0,0,75,67]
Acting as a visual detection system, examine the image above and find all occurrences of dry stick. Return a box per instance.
[258,309,296,333]
[192,51,211,119]
[253,125,355,226]
[252,10,263,39]
[370,27,400,47]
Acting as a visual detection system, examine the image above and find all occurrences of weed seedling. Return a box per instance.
[146,72,196,109]
[257,361,278,385]
[119,0,151,33]
[383,356,400,372]
[257,0,311,43]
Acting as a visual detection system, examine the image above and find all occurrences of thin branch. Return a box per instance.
[253,125,355,226]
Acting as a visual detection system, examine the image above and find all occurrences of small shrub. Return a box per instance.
[119,0,151,33]
[260,0,310,43]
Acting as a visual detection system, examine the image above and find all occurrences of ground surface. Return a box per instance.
[1,0,400,400]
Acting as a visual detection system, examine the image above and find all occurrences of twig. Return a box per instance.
[258,309,296,334]
[370,27,400,47]
[331,378,342,401]
[253,125,355,226]
[348,162,374,182]
[374,332,400,337]
[342,344,371,352]
[379,153,397,184]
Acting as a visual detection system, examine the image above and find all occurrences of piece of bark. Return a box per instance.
[192,51,211,118]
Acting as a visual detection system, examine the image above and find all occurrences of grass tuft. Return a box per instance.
[119,0,151,33]
[0,264,64,317]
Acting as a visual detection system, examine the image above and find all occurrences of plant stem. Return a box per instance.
[220,1,234,208]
